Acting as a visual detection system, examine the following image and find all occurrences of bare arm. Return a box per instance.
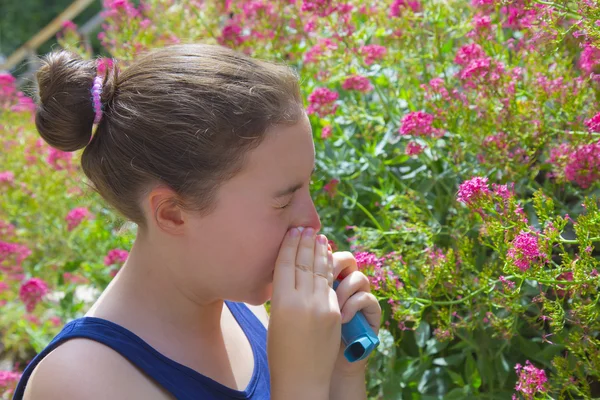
[329,371,368,400]
[23,338,173,400]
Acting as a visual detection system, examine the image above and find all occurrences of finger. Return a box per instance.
[272,228,301,293]
[335,271,371,311]
[340,292,381,334]
[313,235,330,293]
[332,251,358,281]
[327,250,334,288]
[295,227,316,291]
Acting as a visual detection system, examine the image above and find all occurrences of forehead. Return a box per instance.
[237,114,315,184]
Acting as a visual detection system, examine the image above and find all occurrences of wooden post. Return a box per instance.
[0,0,97,72]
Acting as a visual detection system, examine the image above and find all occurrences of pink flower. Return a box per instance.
[0,240,31,267]
[61,20,77,31]
[472,14,492,30]
[355,252,382,270]
[585,112,600,133]
[301,0,336,16]
[0,220,15,238]
[307,87,339,117]
[19,277,49,312]
[514,360,548,398]
[323,179,339,198]
[579,43,600,76]
[11,92,36,113]
[342,75,373,92]
[405,141,424,156]
[0,370,21,397]
[426,246,446,267]
[492,183,514,200]
[65,207,93,231]
[102,0,139,19]
[457,177,490,205]
[454,43,487,66]
[353,252,390,289]
[499,275,516,290]
[47,147,73,171]
[0,73,17,100]
[564,141,600,188]
[321,125,333,139]
[507,231,546,272]
[140,18,152,29]
[242,0,275,18]
[399,111,439,137]
[422,77,450,101]
[0,171,14,184]
[62,272,89,284]
[389,0,421,17]
[360,44,387,65]
[219,21,245,47]
[304,38,338,63]
[104,249,129,266]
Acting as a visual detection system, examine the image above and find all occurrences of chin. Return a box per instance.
[243,281,273,306]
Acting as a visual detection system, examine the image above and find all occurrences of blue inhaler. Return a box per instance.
[333,279,380,363]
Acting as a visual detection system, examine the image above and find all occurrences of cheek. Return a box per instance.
[237,218,289,276]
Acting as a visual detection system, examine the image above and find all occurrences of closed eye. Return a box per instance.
[277,201,292,209]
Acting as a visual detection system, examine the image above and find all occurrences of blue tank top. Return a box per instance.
[13,301,270,400]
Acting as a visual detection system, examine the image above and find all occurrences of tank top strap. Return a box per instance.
[13,301,270,400]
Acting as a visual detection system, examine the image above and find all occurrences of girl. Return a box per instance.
[13,43,382,400]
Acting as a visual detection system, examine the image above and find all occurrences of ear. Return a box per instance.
[148,186,185,235]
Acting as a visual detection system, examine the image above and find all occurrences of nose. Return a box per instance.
[296,192,321,232]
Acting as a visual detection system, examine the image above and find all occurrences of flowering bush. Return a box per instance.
[2,0,600,399]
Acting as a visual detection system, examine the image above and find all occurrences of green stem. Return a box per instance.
[404,273,598,307]
[559,236,600,244]
[337,191,395,248]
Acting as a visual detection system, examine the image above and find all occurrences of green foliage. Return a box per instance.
[2,0,600,399]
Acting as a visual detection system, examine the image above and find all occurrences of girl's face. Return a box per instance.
[181,112,320,305]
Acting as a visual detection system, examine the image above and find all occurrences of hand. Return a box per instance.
[331,251,382,376]
[267,228,341,398]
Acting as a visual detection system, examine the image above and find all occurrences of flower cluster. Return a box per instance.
[104,249,129,266]
[507,231,546,272]
[457,177,491,206]
[19,278,49,313]
[307,87,339,117]
[513,360,548,399]
[65,207,93,231]
[399,111,440,137]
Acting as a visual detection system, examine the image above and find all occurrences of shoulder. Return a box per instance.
[244,303,269,329]
[23,338,173,400]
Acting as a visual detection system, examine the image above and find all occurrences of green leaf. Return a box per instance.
[63,259,82,273]
[433,353,465,367]
[415,321,431,348]
[447,368,465,387]
[465,353,482,390]
[425,337,449,355]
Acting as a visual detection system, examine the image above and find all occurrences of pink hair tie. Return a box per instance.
[90,58,114,142]
[91,75,104,125]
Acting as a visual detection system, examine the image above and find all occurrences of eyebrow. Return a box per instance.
[273,166,316,198]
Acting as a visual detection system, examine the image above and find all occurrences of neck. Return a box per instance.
[87,234,225,341]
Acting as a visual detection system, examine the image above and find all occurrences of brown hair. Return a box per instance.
[35,44,304,227]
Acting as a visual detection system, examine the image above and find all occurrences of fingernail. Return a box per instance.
[303,227,314,237]
[317,235,327,245]
[290,228,299,237]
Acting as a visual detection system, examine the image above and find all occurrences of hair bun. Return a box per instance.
[35,50,116,152]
